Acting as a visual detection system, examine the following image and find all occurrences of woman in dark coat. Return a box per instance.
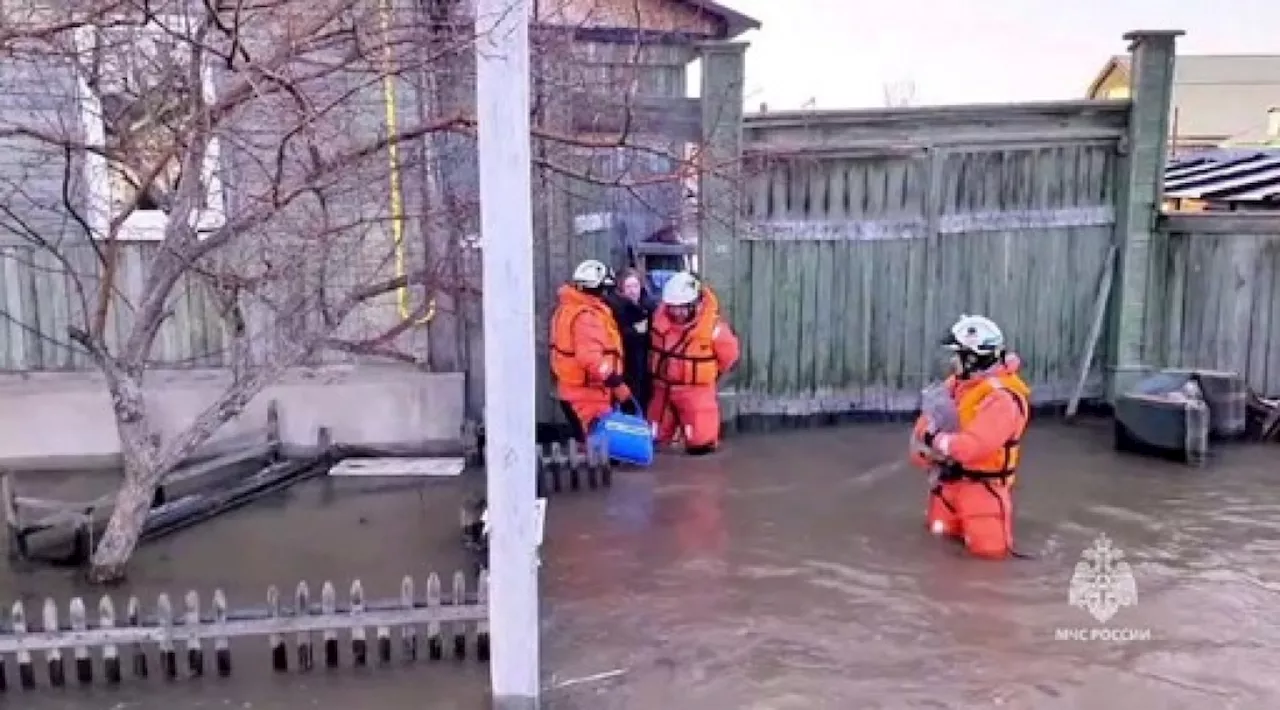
[606,268,657,414]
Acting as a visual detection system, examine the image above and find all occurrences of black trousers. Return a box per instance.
[559,400,589,442]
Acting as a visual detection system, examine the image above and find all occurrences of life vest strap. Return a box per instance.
[649,316,717,385]
[650,344,716,363]
[939,464,1014,484]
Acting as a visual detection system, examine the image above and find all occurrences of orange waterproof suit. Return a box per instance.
[550,285,626,433]
[909,356,1031,559]
[647,288,740,452]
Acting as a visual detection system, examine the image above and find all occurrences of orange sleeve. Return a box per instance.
[711,320,740,374]
[936,391,1024,466]
[572,313,617,385]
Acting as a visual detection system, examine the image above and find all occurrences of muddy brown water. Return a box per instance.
[4,419,1280,708]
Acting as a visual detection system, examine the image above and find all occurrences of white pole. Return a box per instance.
[474,0,540,706]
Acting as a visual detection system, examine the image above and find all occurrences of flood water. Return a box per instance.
[4,418,1280,708]
[1,474,491,709]
[541,419,1280,709]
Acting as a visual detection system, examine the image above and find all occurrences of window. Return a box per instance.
[72,17,225,241]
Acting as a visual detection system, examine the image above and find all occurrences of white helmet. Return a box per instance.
[571,259,614,290]
[661,271,701,306]
[943,314,1004,355]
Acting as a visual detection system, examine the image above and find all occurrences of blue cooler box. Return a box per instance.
[591,404,654,467]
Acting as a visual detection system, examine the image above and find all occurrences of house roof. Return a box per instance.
[1088,53,1280,95]
[1165,149,1280,203]
[675,0,760,37]
[1087,53,1280,142]
[1086,55,1130,98]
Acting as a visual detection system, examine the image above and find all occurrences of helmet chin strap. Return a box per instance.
[955,349,1002,379]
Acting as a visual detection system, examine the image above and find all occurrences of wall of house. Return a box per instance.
[0,365,466,468]
[1170,56,1280,143]
[1091,69,1131,100]
[0,45,97,369]
[0,3,441,373]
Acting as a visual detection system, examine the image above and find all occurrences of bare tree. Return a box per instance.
[0,0,741,582]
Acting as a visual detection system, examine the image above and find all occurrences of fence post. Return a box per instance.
[100,597,121,684]
[127,596,146,678]
[697,40,747,427]
[399,576,417,661]
[295,581,313,671]
[43,599,63,687]
[1109,29,1183,399]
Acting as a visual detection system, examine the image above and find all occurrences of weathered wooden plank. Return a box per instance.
[769,242,801,407]
[744,241,773,397]
[1161,213,1280,236]
[744,132,1122,157]
[796,239,819,401]
[328,457,466,478]
[1265,246,1280,393]
[811,239,835,403]
[570,94,700,141]
[729,216,753,398]
[744,206,1114,241]
[745,99,1130,132]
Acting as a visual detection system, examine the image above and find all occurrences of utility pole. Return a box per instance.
[475,0,540,706]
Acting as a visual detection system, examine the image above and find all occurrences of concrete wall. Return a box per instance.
[0,365,466,470]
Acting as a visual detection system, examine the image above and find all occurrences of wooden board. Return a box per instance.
[328,457,466,478]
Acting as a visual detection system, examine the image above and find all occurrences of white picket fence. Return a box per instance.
[0,571,488,690]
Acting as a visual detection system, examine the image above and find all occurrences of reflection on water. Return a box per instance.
[6,419,1280,708]
[543,420,1280,709]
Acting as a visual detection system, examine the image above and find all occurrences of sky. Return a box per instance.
[707,0,1280,110]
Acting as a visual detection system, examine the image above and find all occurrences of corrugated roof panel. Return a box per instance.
[1166,160,1232,182]
[1165,157,1280,192]
[1164,148,1280,204]
[1167,164,1280,198]
[1217,184,1280,202]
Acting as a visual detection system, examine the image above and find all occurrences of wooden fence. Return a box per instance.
[727,101,1130,417]
[0,572,488,690]
[0,241,230,371]
[1157,213,1280,397]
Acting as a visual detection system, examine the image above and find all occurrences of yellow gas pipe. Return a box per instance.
[379,0,435,325]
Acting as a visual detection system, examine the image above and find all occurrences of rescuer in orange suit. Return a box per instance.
[909,314,1031,559]
[648,271,740,455]
[550,259,635,441]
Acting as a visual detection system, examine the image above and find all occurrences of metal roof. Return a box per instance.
[1165,150,1280,202]
[675,0,760,37]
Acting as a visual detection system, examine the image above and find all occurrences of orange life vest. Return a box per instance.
[953,373,1031,478]
[549,291,622,388]
[649,288,722,386]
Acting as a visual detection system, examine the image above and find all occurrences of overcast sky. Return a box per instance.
[713,0,1280,109]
